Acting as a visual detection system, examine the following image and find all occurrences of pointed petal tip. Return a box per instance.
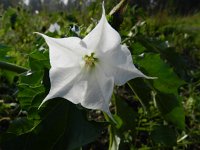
[38,97,49,110]
[136,71,158,80]
[102,1,105,15]
[38,103,43,110]
[38,101,45,110]
[104,109,117,124]
[33,32,46,37]
[33,32,41,35]
[33,32,49,40]
[145,76,158,80]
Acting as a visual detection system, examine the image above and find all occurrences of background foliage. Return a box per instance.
[0,0,200,149]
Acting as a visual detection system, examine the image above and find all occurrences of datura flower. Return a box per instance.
[37,4,153,119]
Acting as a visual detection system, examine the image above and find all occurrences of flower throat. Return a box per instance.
[83,52,98,67]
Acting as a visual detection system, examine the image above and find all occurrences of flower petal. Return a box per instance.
[83,4,121,53]
[40,66,83,107]
[81,65,114,118]
[36,33,86,68]
[100,45,154,86]
[40,65,114,119]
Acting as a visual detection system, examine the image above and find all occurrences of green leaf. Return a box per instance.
[131,42,146,55]
[29,50,50,71]
[155,92,185,130]
[135,53,185,95]
[17,84,45,110]
[17,50,49,110]
[128,79,153,110]
[160,47,188,79]
[134,53,185,129]
[135,36,188,79]
[114,94,137,130]
[20,70,44,86]
[151,125,177,146]
[7,118,34,135]
[1,99,104,150]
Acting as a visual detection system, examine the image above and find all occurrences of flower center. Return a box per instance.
[83,52,98,67]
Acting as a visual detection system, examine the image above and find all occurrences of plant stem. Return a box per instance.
[109,0,128,31]
[127,82,147,112]
[0,61,28,74]
[109,0,128,16]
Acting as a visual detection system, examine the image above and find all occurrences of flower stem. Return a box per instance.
[109,0,128,16]
[0,61,28,74]
[109,0,128,30]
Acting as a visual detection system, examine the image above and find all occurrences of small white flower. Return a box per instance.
[35,10,39,14]
[37,4,153,119]
[48,23,61,33]
[60,0,69,5]
[23,0,30,6]
[71,25,80,36]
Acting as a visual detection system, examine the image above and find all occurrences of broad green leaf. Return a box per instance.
[1,99,104,150]
[134,36,160,53]
[17,50,49,111]
[19,71,44,86]
[131,42,146,55]
[135,36,188,80]
[7,118,34,135]
[134,53,185,129]
[128,79,153,110]
[151,125,177,146]
[114,94,137,130]
[160,47,188,79]
[135,53,185,95]
[155,92,185,130]
[17,84,45,110]
[29,50,50,71]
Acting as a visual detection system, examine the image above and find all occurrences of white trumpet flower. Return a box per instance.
[37,4,154,119]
